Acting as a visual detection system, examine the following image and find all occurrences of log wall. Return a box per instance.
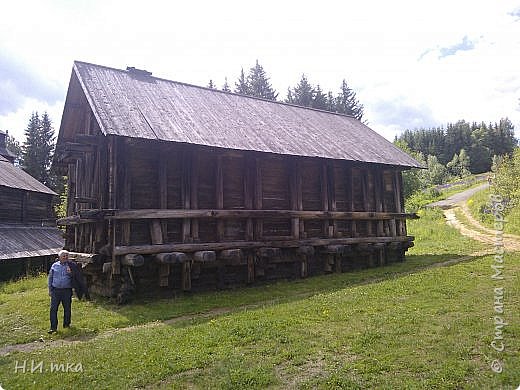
[0,186,54,224]
[58,114,415,300]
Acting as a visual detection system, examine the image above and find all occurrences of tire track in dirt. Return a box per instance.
[444,206,520,252]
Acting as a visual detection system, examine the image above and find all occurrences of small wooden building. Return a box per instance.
[0,136,63,280]
[55,61,421,301]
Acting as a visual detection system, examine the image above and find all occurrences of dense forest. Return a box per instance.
[395,119,517,173]
[394,118,518,205]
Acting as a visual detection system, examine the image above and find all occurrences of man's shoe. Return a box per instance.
[47,329,57,334]
[63,325,70,328]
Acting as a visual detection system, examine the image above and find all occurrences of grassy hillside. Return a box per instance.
[0,209,517,389]
[467,187,520,236]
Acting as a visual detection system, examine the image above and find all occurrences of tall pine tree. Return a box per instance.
[312,85,328,110]
[286,74,313,107]
[222,77,231,92]
[335,80,364,120]
[21,111,55,187]
[246,60,278,100]
[234,68,250,95]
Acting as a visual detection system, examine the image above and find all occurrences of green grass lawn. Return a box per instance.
[1,208,517,389]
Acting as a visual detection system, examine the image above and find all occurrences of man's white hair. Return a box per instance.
[58,249,69,257]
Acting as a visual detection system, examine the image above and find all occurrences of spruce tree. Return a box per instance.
[234,68,250,95]
[335,80,364,120]
[21,111,55,187]
[326,91,336,112]
[312,85,328,110]
[207,79,216,89]
[222,77,231,92]
[40,112,55,182]
[286,74,313,107]
[22,112,43,180]
[246,60,278,100]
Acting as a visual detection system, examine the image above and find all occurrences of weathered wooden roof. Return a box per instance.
[64,61,422,168]
[0,156,57,195]
[0,224,63,260]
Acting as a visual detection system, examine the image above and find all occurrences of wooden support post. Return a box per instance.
[108,136,117,210]
[378,246,385,266]
[182,261,192,291]
[159,146,168,243]
[290,158,300,239]
[181,149,191,243]
[109,137,120,275]
[191,151,199,241]
[159,264,170,287]
[102,262,112,273]
[111,221,120,275]
[335,255,342,273]
[244,156,254,241]
[99,137,108,209]
[296,160,305,239]
[394,170,405,236]
[328,163,337,237]
[254,157,263,239]
[216,155,224,241]
[122,147,131,246]
[300,256,308,278]
[398,172,407,236]
[150,220,163,245]
[150,219,166,286]
[361,169,372,236]
[349,166,357,237]
[374,169,385,237]
[321,161,329,237]
[325,255,334,272]
[247,254,255,284]
[67,163,76,217]
[296,246,313,278]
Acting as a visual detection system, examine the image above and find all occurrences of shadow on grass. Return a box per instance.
[86,252,486,331]
[0,252,489,350]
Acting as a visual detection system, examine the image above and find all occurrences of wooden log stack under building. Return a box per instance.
[54,61,422,302]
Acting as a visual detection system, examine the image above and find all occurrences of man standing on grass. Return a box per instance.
[47,250,73,334]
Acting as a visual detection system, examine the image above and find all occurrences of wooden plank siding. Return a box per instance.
[61,137,412,249]
[57,135,417,299]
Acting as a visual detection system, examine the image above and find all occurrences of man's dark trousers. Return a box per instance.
[50,288,72,330]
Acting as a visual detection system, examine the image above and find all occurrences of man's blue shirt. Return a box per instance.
[48,261,73,289]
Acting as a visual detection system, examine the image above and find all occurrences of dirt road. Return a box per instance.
[428,183,489,209]
[430,184,520,251]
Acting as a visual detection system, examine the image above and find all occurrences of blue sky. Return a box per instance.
[1,0,519,142]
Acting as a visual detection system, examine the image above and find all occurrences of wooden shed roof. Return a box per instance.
[0,224,63,260]
[0,156,57,195]
[60,61,422,168]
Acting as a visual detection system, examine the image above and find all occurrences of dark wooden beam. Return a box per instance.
[113,235,414,256]
[108,208,419,221]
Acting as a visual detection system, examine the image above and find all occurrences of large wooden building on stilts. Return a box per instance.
[54,61,421,302]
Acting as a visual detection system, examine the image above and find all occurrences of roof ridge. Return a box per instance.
[73,60,356,120]
[69,61,422,168]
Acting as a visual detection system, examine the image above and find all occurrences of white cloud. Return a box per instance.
[0,0,519,142]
